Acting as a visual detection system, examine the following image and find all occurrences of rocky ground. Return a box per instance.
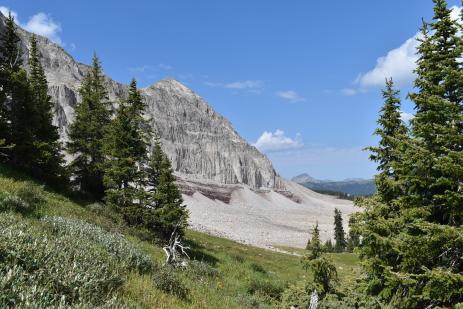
[184,180,359,249]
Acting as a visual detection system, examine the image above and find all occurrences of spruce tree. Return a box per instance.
[323,239,334,253]
[303,222,338,296]
[367,78,407,203]
[67,53,111,199]
[103,79,148,213]
[345,215,360,252]
[28,35,66,185]
[0,12,23,161]
[333,208,346,252]
[7,70,37,168]
[307,222,322,259]
[357,1,463,307]
[145,138,188,240]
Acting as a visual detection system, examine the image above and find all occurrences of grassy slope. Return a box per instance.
[0,165,360,308]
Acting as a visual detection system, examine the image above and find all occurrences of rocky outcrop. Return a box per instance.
[0,13,283,191]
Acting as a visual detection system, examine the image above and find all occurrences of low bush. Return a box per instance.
[42,216,153,273]
[152,266,189,299]
[15,182,45,207]
[0,183,45,216]
[246,278,286,301]
[0,212,124,307]
[0,192,31,214]
[249,262,267,274]
[188,260,219,280]
[280,281,315,308]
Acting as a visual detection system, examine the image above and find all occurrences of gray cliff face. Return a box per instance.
[1,14,283,190]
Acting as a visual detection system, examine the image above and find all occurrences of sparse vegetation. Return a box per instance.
[0,166,360,307]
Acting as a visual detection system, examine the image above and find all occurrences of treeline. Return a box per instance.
[288,1,463,307]
[0,13,187,241]
[305,208,358,253]
[354,1,463,307]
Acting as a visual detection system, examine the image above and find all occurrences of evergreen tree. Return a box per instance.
[333,208,346,252]
[367,78,407,203]
[0,12,22,73]
[67,53,111,199]
[306,222,322,259]
[303,222,338,296]
[0,12,23,161]
[357,1,463,307]
[28,35,66,185]
[144,138,188,240]
[345,214,360,252]
[323,239,334,253]
[103,79,148,213]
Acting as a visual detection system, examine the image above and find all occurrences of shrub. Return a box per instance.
[15,182,45,207]
[280,282,314,309]
[249,262,267,274]
[0,192,32,214]
[230,253,246,263]
[152,266,189,299]
[42,216,153,273]
[0,213,123,307]
[188,260,219,280]
[246,278,285,301]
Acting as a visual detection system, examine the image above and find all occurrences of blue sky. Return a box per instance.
[2,0,460,180]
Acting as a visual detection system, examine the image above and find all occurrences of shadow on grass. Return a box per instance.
[184,238,219,266]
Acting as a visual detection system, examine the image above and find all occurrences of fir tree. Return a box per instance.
[323,239,334,253]
[345,214,360,252]
[103,79,148,213]
[367,78,407,203]
[357,1,463,307]
[0,12,23,161]
[303,222,338,296]
[333,208,346,252]
[67,53,111,199]
[0,12,22,73]
[306,222,322,259]
[8,69,36,169]
[145,139,188,240]
[28,35,66,185]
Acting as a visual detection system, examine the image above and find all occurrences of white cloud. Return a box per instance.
[354,6,462,89]
[356,34,420,88]
[204,80,264,93]
[253,129,303,152]
[224,80,264,89]
[158,63,173,71]
[129,65,152,73]
[275,90,305,102]
[400,111,414,122]
[0,6,18,21]
[0,7,63,46]
[341,88,357,96]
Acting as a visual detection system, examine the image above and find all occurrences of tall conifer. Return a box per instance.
[367,79,407,203]
[67,53,111,199]
[28,35,66,185]
[0,12,23,160]
[103,79,148,212]
[333,208,346,252]
[357,1,463,307]
[144,137,188,239]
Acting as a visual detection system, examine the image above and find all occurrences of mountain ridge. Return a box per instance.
[292,173,376,196]
[0,12,283,191]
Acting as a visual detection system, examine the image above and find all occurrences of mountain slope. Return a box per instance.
[0,13,359,249]
[1,13,280,191]
[292,174,376,196]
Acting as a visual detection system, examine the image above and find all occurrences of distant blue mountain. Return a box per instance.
[291,173,376,197]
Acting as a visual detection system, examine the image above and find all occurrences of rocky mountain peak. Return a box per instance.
[1,13,283,190]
